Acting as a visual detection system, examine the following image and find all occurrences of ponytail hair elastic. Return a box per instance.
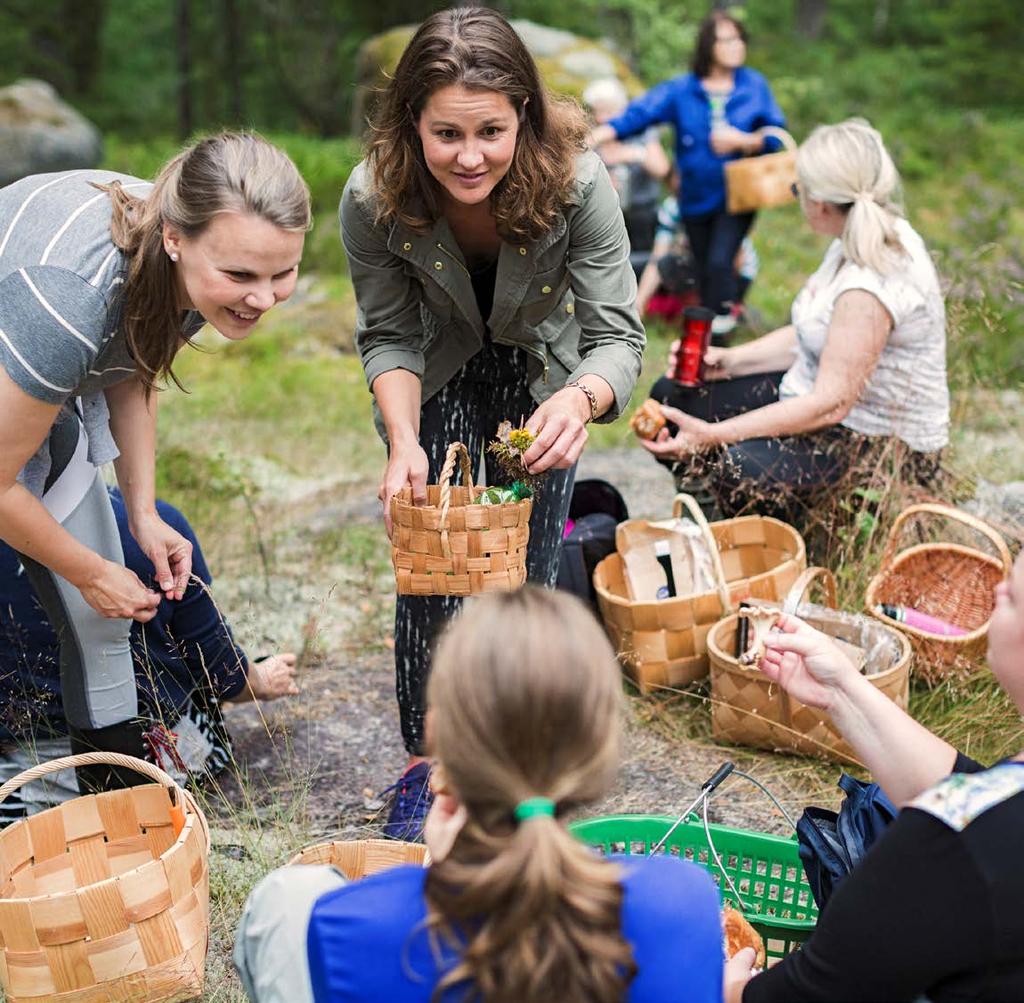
[514,797,555,822]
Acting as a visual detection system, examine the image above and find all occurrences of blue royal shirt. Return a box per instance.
[608,67,786,217]
[306,854,723,1003]
[0,491,247,742]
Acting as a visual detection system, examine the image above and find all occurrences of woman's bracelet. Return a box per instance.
[565,379,599,423]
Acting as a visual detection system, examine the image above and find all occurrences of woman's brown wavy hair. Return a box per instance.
[364,7,588,242]
[424,586,637,1003]
[97,132,311,391]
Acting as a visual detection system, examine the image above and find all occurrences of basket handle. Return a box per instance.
[671,493,732,612]
[437,441,474,557]
[782,566,838,616]
[0,752,188,834]
[755,126,798,152]
[880,503,1011,577]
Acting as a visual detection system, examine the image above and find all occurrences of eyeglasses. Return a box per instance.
[790,182,800,198]
[715,34,744,45]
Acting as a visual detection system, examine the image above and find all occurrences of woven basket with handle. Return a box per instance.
[708,567,912,764]
[864,503,1011,684]
[390,441,532,597]
[724,127,798,215]
[593,495,805,693]
[289,839,427,875]
[0,753,210,1003]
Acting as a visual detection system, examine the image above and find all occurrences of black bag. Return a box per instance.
[797,773,898,913]
[556,480,629,609]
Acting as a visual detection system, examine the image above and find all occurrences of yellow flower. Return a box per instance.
[508,428,535,452]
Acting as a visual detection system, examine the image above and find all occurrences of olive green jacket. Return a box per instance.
[339,151,645,438]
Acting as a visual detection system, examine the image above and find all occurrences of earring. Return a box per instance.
[169,252,179,262]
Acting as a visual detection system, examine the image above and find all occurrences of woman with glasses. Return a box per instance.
[590,11,785,337]
[642,119,948,522]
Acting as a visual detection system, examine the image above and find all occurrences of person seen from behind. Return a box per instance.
[235,586,725,1003]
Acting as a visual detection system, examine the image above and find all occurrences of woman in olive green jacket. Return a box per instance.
[339,7,645,838]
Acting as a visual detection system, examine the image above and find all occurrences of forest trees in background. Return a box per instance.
[0,0,1020,138]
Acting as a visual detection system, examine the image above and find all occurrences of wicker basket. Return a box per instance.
[0,753,210,1003]
[864,504,1011,684]
[289,839,427,876]
[390,441,532,596]
[709,567,912,763]
[593,495,806,693]
[724,127,798,215]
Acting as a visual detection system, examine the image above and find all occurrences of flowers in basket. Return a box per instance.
[474,421,547,505]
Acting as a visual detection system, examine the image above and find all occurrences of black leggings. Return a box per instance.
[650,373,874,521]
[682,209,755,316]
[393,342,574,755]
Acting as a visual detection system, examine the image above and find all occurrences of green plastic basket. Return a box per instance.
[570,814,818,962]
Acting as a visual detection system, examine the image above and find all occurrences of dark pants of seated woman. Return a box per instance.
[393,341,574,755]
[682,208,755,316]
[649,373,939,523]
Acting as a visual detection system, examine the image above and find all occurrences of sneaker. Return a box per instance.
[710,311,738,338]
[381,761,433,841]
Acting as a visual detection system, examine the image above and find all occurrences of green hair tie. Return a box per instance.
[514,797,555,822]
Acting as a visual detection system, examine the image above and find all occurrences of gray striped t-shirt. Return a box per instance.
[0,170,203,493]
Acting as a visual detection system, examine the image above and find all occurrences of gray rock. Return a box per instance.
[0,79,102,187]
[962,479,1024,544]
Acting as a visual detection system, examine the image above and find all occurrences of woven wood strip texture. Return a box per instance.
[595,515,806,694]
[0,785,209,1003]
[708,615,911,764]
[289,839,426,879]
[391,484,532,596]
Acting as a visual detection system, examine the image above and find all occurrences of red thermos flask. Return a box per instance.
[672,306,715,386]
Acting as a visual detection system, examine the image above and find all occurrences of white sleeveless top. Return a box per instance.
[779,218,949,453]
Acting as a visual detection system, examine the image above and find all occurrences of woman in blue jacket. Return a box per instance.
[592,12,786,335]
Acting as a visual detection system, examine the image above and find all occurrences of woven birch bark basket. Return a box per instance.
[0,753,210,1003]
[708,567,912,763]
[593,494,806,693]
[288,839,427,876]
[390,441,532,597]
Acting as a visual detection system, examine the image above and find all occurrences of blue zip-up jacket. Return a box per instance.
[608,67,786,216]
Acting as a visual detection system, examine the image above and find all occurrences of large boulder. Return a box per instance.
[351,20,642,135]
[0,79,103,187]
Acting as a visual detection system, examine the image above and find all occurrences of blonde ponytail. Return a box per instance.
[797,118,906,275]
[425,588,635,1003]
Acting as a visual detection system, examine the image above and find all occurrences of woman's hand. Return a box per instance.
[639,403,720,461]
[79,559,162,622]
[522,389,590,474]
[423,790,468,865]
[723,947,758,1003]
[665,340,734,382]
[128,511,193,600]
[711,127,760,157]
[759,613,860,711]
[233,653,299,702]
[379,439,429,537]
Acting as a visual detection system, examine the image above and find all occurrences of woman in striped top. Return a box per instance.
[0,132,310,789]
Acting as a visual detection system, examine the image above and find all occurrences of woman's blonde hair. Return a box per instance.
[99,132,311,389]
[424,586,636,1003]
[363,7,588,241]
[797,118,906,275]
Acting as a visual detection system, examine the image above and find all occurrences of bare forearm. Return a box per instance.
[711,391,844,444]
[728,325,797,377]
[372,369,423,446]
[0,482,103,586]
[827,674,958,806]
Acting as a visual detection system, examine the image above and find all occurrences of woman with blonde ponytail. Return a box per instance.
[643,118,949,522]
[0,133,310,789]
[236,587,724,1003]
